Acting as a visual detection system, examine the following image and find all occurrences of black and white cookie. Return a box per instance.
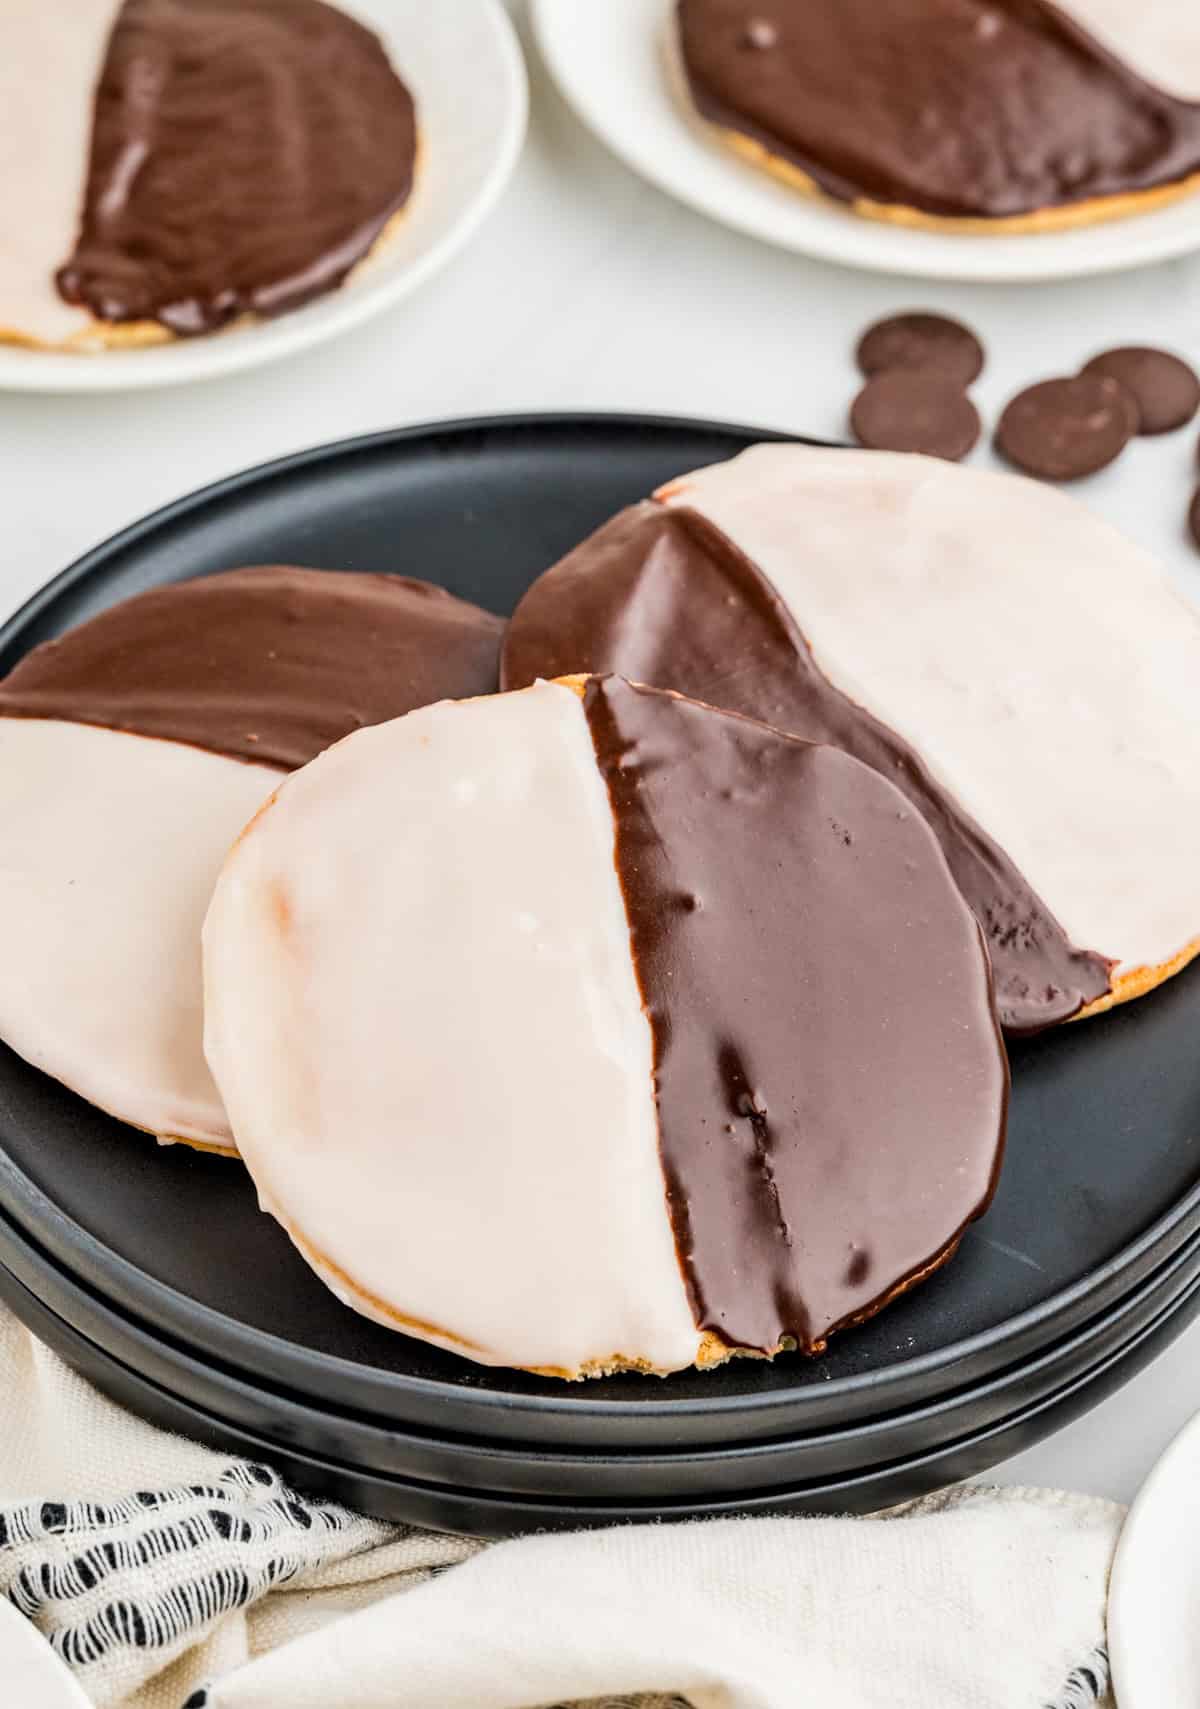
[503,445,1200,1033]
[202,676,1007,1376]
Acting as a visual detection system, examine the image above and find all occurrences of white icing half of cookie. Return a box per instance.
[1058,0,1200,102]
[660,445,1200,980]
[0,0,121,347]
[0,719,280,1147]
[203,680,701,1376]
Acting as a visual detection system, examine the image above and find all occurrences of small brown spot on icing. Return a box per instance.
[271,883,292,935]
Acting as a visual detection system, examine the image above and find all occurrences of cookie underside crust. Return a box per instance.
[716,125,1200,235]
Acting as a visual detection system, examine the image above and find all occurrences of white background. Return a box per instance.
[2,0,1199,1506]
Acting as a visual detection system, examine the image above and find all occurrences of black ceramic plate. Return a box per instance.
[1,1197,1198,1502]
[1,415,1199,1453]
[3,1243,1197,1533]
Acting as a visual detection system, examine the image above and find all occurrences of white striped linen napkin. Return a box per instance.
[0,1306,1120,1709]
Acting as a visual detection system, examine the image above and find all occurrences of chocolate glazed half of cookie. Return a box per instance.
[0,566,504,768]
[582,678,1009,1356]
[674,0,1200,223]
[504,505,1111,1034]
[55,0,418,335]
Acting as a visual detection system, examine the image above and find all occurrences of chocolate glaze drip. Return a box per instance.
[582,676,1008,1354]
[503,503,1112,1031]
[0,567,503,771]
[56,0,417,335]
[676,0,1200,221]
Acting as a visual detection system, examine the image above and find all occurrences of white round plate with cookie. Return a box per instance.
[0,0,526,394]
[532,0,1200,285]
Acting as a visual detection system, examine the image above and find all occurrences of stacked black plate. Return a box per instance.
[2,415,1199,1536]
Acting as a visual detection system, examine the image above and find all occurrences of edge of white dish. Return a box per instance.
[1108,1404,1200,1707]
[0,1597,91,1709]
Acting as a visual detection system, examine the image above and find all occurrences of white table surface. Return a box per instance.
[2,0,1199,1509]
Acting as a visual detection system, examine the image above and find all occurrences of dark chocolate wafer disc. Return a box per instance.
[856,313,985,388]
[1082,348,1200,437]
[995,375,1137,481]
[850,371,980,462]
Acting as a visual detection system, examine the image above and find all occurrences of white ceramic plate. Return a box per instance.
[0,1597,91,1709]
[532,0,1200,283]
[0,0,527,393]
[1108,1407,1200,1707]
